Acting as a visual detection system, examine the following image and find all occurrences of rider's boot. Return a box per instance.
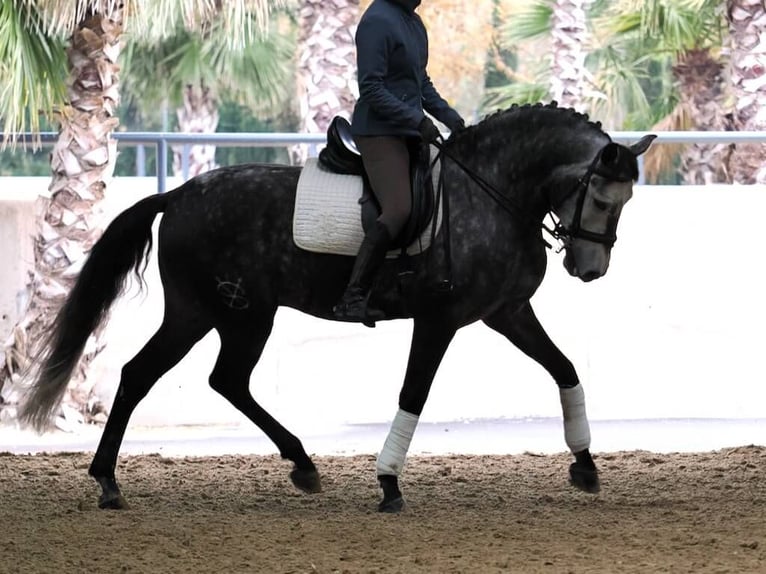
[333,221,391,326]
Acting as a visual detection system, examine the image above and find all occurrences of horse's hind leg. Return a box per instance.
[209,317,320,494]
[89,315,210,509]
[483,301,600,494]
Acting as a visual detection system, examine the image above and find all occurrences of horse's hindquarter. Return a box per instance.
[157,164,358,318]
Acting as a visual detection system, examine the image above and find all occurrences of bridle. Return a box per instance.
[544,150,633,250]
[432,138,627,251]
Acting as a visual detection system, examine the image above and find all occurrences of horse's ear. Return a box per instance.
[597,143,638,180]
[599,143,621,166]
[629,134,657,157]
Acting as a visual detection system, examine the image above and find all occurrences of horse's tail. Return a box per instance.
[19,192,170,431]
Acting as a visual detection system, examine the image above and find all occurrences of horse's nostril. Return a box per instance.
[581,270,601,282]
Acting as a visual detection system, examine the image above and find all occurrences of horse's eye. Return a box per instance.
[593,199,609,211]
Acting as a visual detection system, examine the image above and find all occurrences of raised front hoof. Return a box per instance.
[290,468,322,493]
[98,492,129,510]
[569,462,600,494]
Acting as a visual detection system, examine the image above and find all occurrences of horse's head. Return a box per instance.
[553,134,656,282]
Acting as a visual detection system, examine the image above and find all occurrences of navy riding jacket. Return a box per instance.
[351,0,463,137]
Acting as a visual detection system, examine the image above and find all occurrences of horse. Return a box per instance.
[19,102,655,513]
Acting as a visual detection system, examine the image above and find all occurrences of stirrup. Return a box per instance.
[332,293,385,328]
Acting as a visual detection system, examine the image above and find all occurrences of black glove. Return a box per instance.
[418,116,441,143]
[450,117,466,134]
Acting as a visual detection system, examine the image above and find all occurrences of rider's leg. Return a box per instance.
[333,136,412,324]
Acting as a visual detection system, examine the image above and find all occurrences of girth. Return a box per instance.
[318,116,436,250]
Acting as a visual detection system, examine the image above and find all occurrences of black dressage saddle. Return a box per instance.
[318,116,436,250]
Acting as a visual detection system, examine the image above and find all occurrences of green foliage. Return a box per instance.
[114,99,298,177]
[485,0,724,130]
[121,10,296,118]
[214,99,296,167]
[0,0,66,146]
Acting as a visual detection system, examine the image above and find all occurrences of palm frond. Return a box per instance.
[121,10,295,119]
[0,0,67,148]
[32,0,126,35]
[482,81,549,112]
[127,0,282,49]
[499,0,553,44]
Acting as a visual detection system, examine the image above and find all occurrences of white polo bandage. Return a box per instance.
[559,384,591,452]
[376,408,419,476]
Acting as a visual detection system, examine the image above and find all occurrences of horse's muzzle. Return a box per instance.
[563,250,606,282]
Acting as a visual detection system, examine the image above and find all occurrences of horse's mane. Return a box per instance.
[455,102,611,171]
[474,102,605,135]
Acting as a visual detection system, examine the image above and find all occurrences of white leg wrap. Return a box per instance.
[376,408,419,476]
[559,384,591,453]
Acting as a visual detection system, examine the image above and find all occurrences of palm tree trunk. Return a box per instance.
[173,83,220,178]
[550,0,591,111]
[291,0,359,165]
[674,48,736,184]
[727,0,766,184]
[1,8,122,427]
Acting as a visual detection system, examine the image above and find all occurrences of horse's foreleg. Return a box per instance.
[377,318,456,513]
[483,301,600,494]
[89,316,209,509]
[210,319,321,494]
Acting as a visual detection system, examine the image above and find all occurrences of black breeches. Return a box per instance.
[354,135,412,240]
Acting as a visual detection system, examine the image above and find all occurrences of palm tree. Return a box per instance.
[595,1,731,184]
[290,0,359,164]
[1,1,124,424]
[726,0,766,184]
[484,0,594,112]
[490,1,730,183]
[0,1,67,142]
[550,0,593,111]
[0,0,279,427]
[120,10,295,178]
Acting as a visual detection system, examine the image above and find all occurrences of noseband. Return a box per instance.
[545,151,631,249]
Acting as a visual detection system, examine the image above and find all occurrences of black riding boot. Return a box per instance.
[333,221,391,325]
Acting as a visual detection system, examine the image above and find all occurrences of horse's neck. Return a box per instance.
[456,122,607,216]
[447,137,573,221]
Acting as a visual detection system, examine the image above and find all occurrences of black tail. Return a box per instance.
[19,192,169,431]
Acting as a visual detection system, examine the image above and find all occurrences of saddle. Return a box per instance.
[318,116,436,250]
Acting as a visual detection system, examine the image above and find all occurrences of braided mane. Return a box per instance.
[475,101,605,135]
[452,101,612,178]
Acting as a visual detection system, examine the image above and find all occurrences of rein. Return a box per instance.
[432,138,621,250]
[431,139,554,249]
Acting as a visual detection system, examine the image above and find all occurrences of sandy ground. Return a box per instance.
[1,446,764,574]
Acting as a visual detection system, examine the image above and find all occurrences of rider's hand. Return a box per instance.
[450,117,466,134]
[418,116,441,143]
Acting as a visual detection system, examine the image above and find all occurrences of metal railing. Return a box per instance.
[4,130,765,193]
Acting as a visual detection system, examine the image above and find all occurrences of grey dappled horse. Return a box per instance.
[19,102,655,512]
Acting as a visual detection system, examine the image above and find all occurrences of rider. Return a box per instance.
[332,0,466,324]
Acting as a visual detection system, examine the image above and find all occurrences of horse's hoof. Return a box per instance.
[98,493,129,510]
[290,468,322,493]
[569,462,600,494]
[378,495,405,513]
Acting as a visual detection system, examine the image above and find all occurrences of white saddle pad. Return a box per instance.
[293,157,442,257]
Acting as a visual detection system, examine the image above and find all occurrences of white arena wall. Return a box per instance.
[1,177,765,432]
